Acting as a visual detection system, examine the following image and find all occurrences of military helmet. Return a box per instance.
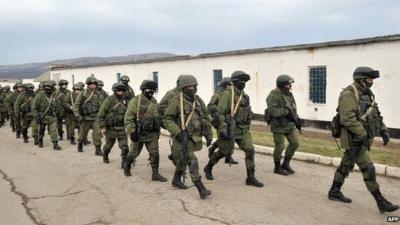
[276,74,294,87]
[24,83,35,90]
[58,79,68,86]
[179,75,198,89]
[176,74,185,87]
[76,82,85,88]
[121,75,130,82]
[15,82,24,88]
[97,80,104,87]
[73,84,82,90]
[231,71,250,82]
[86,76,98,84]
[48,80,57,87]
[42,81,54,89]
[219,77,231,86]
[140,80,158,90]
[353,67,380,79]
[112,82,126,91]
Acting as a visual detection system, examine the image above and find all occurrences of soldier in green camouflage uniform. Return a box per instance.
[328,67,399,213]
[6,83,24,135]
[163,75,213,199]
[35,82,44,95]
[123,80,167,182]
[120,75,135,101]
[98,82,129,168]
[55,79,71,140]
[159,75,184,163]
[207,77,238,164]
[204,71,263,188]
[97,80,109,100]
[63,84,81,145]
[14,83,38,144]
[266,75,300,176]
[0,86,7,127]
[73,77,103,155]
[32,81,62,150]
[2,86,11,125]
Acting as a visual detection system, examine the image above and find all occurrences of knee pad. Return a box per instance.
[360,163,376,182]
[188,159,199,175]
[245,148,255,160]
[337,164,353,177]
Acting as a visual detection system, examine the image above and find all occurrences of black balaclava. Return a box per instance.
[183,86,197,99]
[143,89,155,100]
[234,81,246,91]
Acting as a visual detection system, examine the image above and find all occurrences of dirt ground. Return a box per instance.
[0,126,399,225]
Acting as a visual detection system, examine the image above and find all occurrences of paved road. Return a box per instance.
[0,126,399,225]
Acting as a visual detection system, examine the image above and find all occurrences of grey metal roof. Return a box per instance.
[51,34,400,71]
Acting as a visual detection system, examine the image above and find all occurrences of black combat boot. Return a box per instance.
[103,152,110,164]
[123,158,133,176]
[274,160,289,176]
[83,139,91,145]
[328,181,352,203]
[246,168,264,187]
[22,129,28,143]
[224,155,239,164]
[95,145,103,156]
[16,130,21,138]
[53,141,62,150]
[12,126,15,132]
[38,138,43,148]
[70,137,76,145]
[194,177,212,199]
[150,154,167,182]
[59,134,64,141]
[204,163,214,180]
[121,146,129,169]
[282,156,295,174]
[371,189,400,213]
[172,170,188,189]
[77,142,83,152]
[33,135,39,145]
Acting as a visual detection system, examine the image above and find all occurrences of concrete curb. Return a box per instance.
[160,129,400,179]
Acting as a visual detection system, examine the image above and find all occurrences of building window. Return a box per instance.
[153,72,158,85]
[71,74,75,85]
[213,70,223,93]
[116,73,121,82]
[309,66,327,104]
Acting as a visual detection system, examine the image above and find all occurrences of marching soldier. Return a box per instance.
[327,67,399,213]
[6,83,24,134]
[97,80,109,100]
[32,81,62,150]
[266,75,300,176]
[163,75,213,199]
[0,86,7,127]
[14,83,38,144]
[207,77,238,164]
[63,84,82,145]
[120,75,135,101]
[123,80,167,182]
[204,71,264,188]
[73,77,103,155]
[98,82,129,168]
[55,79,71,140]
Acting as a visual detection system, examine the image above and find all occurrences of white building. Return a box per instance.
[49,34,400,135]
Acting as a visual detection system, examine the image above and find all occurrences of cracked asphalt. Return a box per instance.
[0,126,399,225]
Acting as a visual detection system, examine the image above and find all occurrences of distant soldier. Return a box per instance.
[97,80,109,101]
[35,82,44,95]
[32,81,62,150]
[73,77,103,155]
[0,86,7,127]
[163,75,212,199]
[55,79,71,140]
[123,80,167,182]
[159,75,184,163]
[2,86,11,122]
[266,75,300,176]
[76,82,85,90]
[75,81,91,145]
[327,67,399,213]
[204,71,264,188]
[207,77,238,164]
[120,75,135,101]
[98,82,129,167]
[14,83,38,144]
[63,84,82,145]
[6,83,24,134]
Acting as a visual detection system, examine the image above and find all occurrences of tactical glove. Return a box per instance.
[381,131,390,145]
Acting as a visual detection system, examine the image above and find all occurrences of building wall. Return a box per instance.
[50,40,400,129]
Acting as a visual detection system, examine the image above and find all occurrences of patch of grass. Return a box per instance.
[250,126,400,167]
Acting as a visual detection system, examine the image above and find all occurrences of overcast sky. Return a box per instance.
[1,0,399,65]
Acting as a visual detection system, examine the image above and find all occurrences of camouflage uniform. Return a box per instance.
[123,80,167,182]
[32,82,62,150]
[98,82,129,167]
[0,87,7,127]
[120,75,135,101]
[204,71,264,188]
[73,77,103,155]
[14,83,38,144]
[97,80,109,100]
[328,67,399,213]
[63,84,81,145]
[55,79,71,140]
[266,75,299,175]
[6,83,23,135]
[163,75,212,199]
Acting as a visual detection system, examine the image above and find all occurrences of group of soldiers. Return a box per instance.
[0,67,398,213]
